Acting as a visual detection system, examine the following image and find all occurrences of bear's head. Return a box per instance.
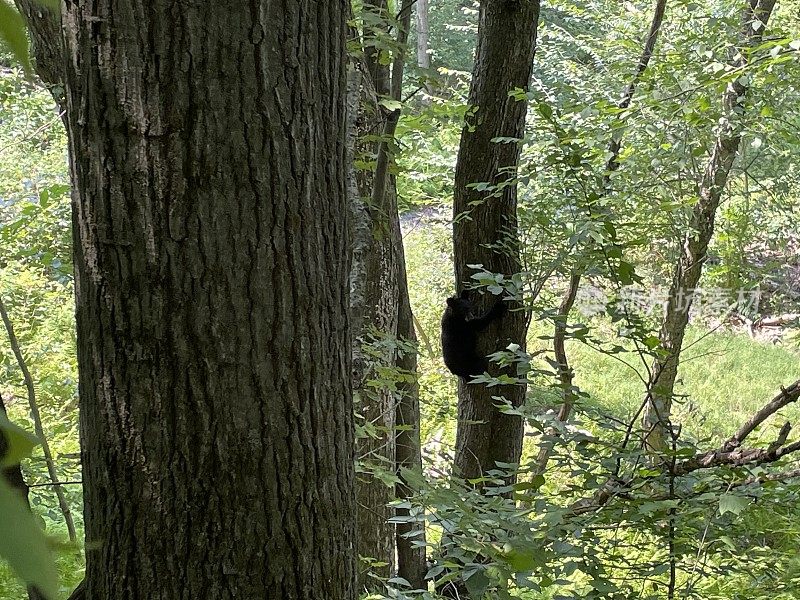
[445,290,472,318]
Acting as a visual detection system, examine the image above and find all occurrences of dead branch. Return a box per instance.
[571,379,800,514]
[674,438,800,475]
[753,313,800,328]
[730,466,800,488]
[722,379,800,451]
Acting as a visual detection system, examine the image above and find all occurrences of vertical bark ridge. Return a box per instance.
[64,1,355,598]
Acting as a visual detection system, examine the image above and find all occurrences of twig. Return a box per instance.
[0,294,77,542]
[532,272,581,475]
[27,480,82,487]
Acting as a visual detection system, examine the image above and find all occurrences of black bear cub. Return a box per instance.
[441,290,507,378]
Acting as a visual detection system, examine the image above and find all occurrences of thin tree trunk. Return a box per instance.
[349,16,400,592]
[532,272,580,475]
[394,230,427,591]
[363,0,391,98]
[604,0,667,183]
[452,0,540,483]
[0,295,76,542]
[533,0,668,478]
[349,63,399,588]
[59,2,355,598]
[642,0,778,454]
[390,0,427,587]
[416,0,430,69]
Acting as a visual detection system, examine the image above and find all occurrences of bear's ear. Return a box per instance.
[459,289,469,300]
[446,297,457,308]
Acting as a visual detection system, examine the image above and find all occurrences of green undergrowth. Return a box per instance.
[566,326,799,442]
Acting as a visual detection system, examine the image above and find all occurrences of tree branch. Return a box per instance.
[571,379,800,514]
[723,380,800,450]
[0,295,77,542]
[605,0,668,180]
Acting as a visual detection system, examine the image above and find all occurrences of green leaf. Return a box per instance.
[463,568,489,597]
[387,576,411,588]
[718,493,751,516]
[0,1,31,72]
[378,98,402,112]
[643,336,661,351]
[537,102,553,120]
[0,479,59,600]
[501,540,543,572]
[0,413,38,466]
[718,535,737,550]
[513,475,544,492]
[617,260,637,285]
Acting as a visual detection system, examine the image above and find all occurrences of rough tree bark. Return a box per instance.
[350,0,426,587]
[642,0,778,454]
[452,0,540,482]
[53,2,356,599]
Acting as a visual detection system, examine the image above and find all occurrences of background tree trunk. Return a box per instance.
[349,0,426,588]
[348,63,400,587]
[394,236,427,591]
[61,2,355,599]
[416,0,430,69]
[642,0,777,454]
[363,0,391,98]
[13,0,63,95]
[452,0,540,482]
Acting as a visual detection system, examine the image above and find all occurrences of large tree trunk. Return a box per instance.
[60,2,355,599]
[642,0,777,454]
[452,0,540,482]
